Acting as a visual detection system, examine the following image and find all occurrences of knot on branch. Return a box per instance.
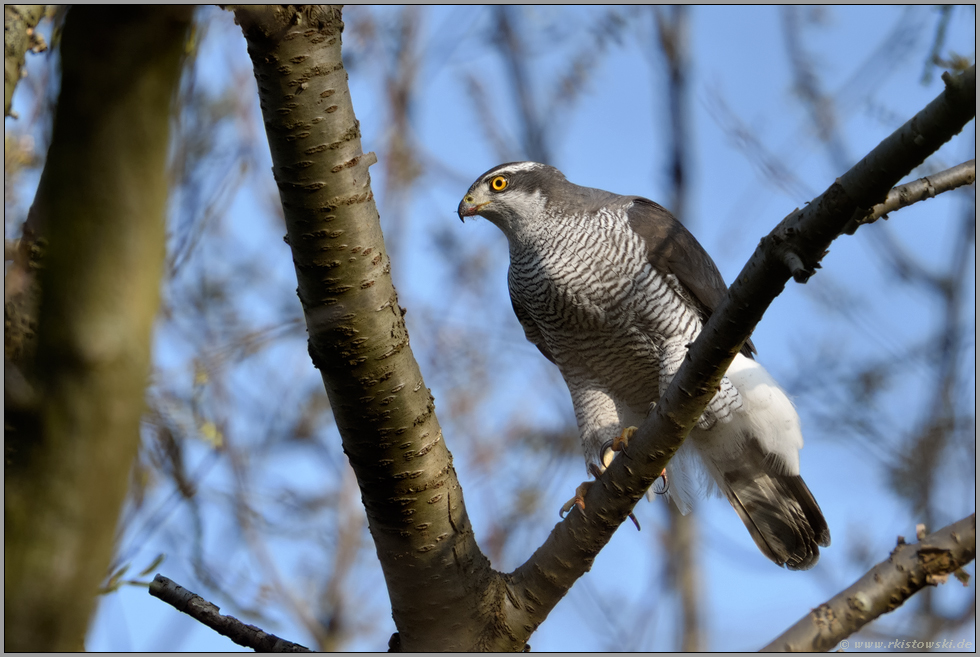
[781,250,819,284]
[767,226,821,284]
[941,66,976,103]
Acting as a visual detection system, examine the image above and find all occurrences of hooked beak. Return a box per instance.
[458,195,490,222]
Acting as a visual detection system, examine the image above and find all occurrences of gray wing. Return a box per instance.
[510,292,556,364]
[626,197,756,357]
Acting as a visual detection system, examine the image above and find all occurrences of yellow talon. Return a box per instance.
[612,425,638,454]
[559,481,593,517]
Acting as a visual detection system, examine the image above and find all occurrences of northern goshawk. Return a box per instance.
[458,161,830,570]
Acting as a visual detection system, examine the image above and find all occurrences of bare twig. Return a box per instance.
[781,6,849,168]
[463,73,516,163]
[921,5,953,84]
[494,6,549,163]
[655,5,691,224]
[844,159,976,233]
[149,575,312,652]
[761,514,976,652]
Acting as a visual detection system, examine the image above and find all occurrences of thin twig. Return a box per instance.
[149,574,312,652]
[844,159,976,234]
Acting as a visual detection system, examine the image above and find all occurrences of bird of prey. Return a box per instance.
[458,161,830,570]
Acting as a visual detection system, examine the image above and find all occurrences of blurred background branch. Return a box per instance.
[4,5,974,652]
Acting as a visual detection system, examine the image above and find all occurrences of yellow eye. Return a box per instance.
[490,176,508,192]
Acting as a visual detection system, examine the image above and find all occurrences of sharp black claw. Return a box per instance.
[628,512,641,531]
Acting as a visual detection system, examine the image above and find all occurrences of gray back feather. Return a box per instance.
[626,198,756,358]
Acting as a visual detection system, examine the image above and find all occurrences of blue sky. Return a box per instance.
[9,5,974,652]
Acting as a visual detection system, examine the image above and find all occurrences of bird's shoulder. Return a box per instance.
[625,196,756,357]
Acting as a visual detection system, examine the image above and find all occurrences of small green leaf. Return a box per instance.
[138,553,167,577]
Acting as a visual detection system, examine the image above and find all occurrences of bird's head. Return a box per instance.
[457,161,565,233]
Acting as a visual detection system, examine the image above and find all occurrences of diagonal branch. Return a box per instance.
[149,575,312,652]
[761,514,976,652]
[502,66,975,635]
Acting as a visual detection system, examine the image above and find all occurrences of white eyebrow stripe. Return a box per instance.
[486,161,546,178]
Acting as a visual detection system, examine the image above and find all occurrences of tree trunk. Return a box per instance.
[234,6,503,650]
[4,6,192,651]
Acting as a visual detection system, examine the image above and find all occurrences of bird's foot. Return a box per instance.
[559,462,642,531]
[612,425,637,455]
[559,480,593,518]
[614,439,646,528]
[607,426,668,496]
[601,426,638,470]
